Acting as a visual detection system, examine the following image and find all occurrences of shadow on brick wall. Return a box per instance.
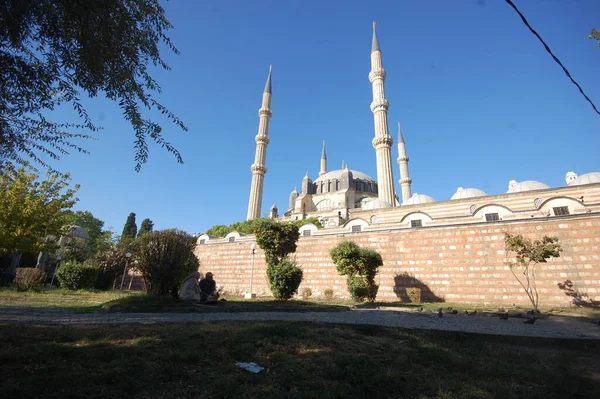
[557,280,600,309]
[394,272,444,304]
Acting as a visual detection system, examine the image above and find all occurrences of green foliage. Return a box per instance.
[266,258,303,300]
[504,233,563,312]
[121,213,137,241]
[255,220,300,265]
[323,288,334,301]
[591,28,600,48]
[205,224,230,237]
[14,268,45,291]
[290,217,323,229]
[330,241,383,302]
[56,261,99,290]
[136,229,199,295]
[0,164,78,271]
[0,0,186,171]
[255,219,303,300]
[137,218,154,237]
[94,248,128,290]
[63,210,111,253]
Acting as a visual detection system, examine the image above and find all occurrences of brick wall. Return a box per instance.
[194,214,600,306]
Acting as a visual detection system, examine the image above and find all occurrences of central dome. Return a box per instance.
[313,169,375,183]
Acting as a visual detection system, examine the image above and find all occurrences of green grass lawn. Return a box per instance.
[1,321,599,398]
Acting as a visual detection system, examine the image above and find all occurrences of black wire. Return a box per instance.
[505,0,600,116]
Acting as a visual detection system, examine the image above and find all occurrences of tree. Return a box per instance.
[0,164,78,273]
[504,233,562,313]
[121,213,137,242]
[591,28,600,48]
[255,220,303,300]
[330,241,383,302]
[137,218,154,237]
[136,229,199,295]
[63,210,111,253]
[0,0,186,172]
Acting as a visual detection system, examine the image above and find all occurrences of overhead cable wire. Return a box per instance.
[505,0,600,116]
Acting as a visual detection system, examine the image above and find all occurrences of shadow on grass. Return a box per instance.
[1,322,599,399]
[100,295,351,313]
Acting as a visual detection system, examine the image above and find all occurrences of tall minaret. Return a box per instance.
[397,122,412,203]
[369,22,396,206]
[246,66,273,220]
[319,141,327,176]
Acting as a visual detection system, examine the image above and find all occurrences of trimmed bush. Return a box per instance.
[94,248,128,290]
[323,288,334,301]
[136,229,199,295]
[14,268,45,290]
[301,287,312,300]
[266,258,303,300]
[330,241,383,302]
[56,261,99,290]
[406,287,422,304]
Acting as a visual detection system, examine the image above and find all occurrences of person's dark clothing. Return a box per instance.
[199,278,216,295]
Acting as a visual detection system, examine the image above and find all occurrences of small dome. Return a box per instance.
[568,172,600,186]
[313,169,375,183]
[270,204,278,210]
[403,193,436,205]
[361,198,393,210]
[451,187,487,200]
[507,180,550,193]
[290,187,298,194]
[67,225,90,240]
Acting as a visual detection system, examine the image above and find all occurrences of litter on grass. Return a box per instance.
[235,361,264,374]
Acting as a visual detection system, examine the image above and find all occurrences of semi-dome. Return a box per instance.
[361,198,393,210]
[567,172,600,186]
[403,193,436,205]
[451,187,487,200]
[507,180,549,193]
[313,169,375,183]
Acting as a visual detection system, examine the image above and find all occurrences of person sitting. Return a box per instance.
[179,271,202,302]
[199,272,219,302]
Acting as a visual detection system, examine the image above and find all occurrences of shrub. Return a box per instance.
[323,288,334,301]
[255,219,303,301]
[301,287,312,300]
[406,287,422,304]
[136,229,199,295]
[14,268,45,290]
[56,261,99,290]
[266,258,303,300]
[330,241,383,302]
[94,247,128,290]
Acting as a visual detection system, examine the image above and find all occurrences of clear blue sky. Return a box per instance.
[48,0,599,235]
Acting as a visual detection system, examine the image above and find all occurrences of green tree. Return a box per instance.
[591,28,600,48]
[137,218,154,237]
[255,219,303,300]
[63,210,111,253]
[205,224,231,237]
[504,233,563,313]
[136,229,199,295]
[121,213,137,242]
[0,0,186,172]
[330,241,383,302]
[0,164,78,273]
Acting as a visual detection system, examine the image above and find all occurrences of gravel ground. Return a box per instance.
[2,306,600,339]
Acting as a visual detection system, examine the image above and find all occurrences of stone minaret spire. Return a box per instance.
[246,66,273,220]
[369,22,396,206]
[397,122,412,203]
[319,141,327,176]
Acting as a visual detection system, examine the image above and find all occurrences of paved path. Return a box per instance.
[1,306,599,339]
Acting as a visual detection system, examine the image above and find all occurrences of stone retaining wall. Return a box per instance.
[194,214,600,306]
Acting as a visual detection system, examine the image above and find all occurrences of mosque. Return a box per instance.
[244,23,600,228]
[195,24,599,305]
